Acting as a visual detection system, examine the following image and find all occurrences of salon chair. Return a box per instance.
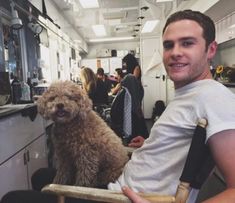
[42,119,214,203]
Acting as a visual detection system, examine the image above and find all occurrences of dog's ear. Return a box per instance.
[73,86,93,119]
[37,91,49,119]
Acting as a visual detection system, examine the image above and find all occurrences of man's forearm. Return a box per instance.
[202,188,235,203]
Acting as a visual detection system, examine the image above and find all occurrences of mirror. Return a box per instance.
[3,23,23,81]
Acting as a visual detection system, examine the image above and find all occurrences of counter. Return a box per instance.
[0,103,37,119]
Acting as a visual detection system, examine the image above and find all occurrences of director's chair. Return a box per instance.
[42,119,215,203]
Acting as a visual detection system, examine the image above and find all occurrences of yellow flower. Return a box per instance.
[216,65,224,74]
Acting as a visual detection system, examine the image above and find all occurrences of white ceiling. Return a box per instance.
[50,0,174,44]
[49,0,235,44]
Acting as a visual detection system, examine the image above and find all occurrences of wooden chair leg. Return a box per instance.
[58,196,65,203]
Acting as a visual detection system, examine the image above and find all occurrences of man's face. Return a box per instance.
[162,19,216,89]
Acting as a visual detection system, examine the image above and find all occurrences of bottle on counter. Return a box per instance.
[11,76,22,104]
[21,82,31,101]
[27,75,34,100]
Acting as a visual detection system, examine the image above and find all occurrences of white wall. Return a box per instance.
[85,40,140,59]
[141,36,167,118]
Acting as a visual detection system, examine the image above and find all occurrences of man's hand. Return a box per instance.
[122,186,150,203]
[128,136,145,148]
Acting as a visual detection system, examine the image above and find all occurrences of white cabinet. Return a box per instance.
[27,135,48,189]
[0,149,28,198]
[0,108,48,199]
[215,12,235,44]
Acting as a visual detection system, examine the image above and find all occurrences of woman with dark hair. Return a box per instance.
[122,53,141,80]
[118,54,148,144]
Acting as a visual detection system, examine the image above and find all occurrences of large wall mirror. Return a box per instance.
[3,23,23,81]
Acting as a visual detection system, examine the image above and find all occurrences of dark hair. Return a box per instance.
[96,68,104,76]
[115,68,124,78]
[162,10,215,48]
[122,53,139,74]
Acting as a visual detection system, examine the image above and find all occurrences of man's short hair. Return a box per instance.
[162,10,215,48]
[115,68,124,78]
[97,68,104,76]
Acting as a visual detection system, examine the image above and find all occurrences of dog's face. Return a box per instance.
[37,81,92,123]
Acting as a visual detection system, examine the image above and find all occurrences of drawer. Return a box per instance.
[0,113,44,164]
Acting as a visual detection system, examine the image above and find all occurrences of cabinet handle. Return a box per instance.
[23,152,27,165]
[27,150,30,162]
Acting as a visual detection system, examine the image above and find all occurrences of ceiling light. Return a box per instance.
[229,24,235,29]
[79,0,99,8]
[141,20,159,33]
[92,24,106,37]
[10,1,23,30]
[89,36,135,43]
[74,39,82,43]
[156,0,173,2]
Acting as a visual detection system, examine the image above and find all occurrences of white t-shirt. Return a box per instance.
[108,79,235,201]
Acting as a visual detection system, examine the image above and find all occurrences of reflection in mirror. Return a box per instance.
[3,24,23,81]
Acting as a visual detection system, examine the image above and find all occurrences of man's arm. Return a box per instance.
[202,129,235,202]
[122,187,150,203]
[122,130,235,203]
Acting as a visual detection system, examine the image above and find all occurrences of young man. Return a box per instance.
[119,10,235,203]
[1,10,235,203]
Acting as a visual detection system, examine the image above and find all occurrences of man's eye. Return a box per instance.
[163,42,174,50]
[182,41,194,47]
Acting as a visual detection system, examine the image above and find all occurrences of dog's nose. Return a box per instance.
[56,103,64,109]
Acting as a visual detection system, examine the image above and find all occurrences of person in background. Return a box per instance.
[96,67,112,94]
[80,67,108,105]
[116,9,235,203]
[121,53,148,145]
[122,53,141,80]
[80,67,97,102]
[110,68,124,95]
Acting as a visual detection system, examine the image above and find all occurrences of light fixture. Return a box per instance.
[10,1,23,30]
[92,24,106,37]
[28,7,43,35]
[137,16,145,20]
[28,22,43,35]
[141,20,159,33]
[89,36,135,43]
[141,6,149,11]
[79,0,99,8]
[156,0,173,2]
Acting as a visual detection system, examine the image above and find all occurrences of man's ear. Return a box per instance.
[207,41,217,60]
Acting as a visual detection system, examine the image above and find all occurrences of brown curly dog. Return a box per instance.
[37,81,128,187]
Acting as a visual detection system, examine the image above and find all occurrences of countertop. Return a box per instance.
[0,103,37,119]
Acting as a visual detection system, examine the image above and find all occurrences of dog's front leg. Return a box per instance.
[53,157,73,185]
[74,152,100,187]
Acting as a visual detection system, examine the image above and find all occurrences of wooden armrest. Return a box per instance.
[124,146,136,155]
[42,184,175,203]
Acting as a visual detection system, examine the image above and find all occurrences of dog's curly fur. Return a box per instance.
[37,81,128,187]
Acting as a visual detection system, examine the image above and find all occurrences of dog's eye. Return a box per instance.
[65,95,73,100]
[48,96,55,102]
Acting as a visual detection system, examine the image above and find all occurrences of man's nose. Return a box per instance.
[171,44,182,57]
